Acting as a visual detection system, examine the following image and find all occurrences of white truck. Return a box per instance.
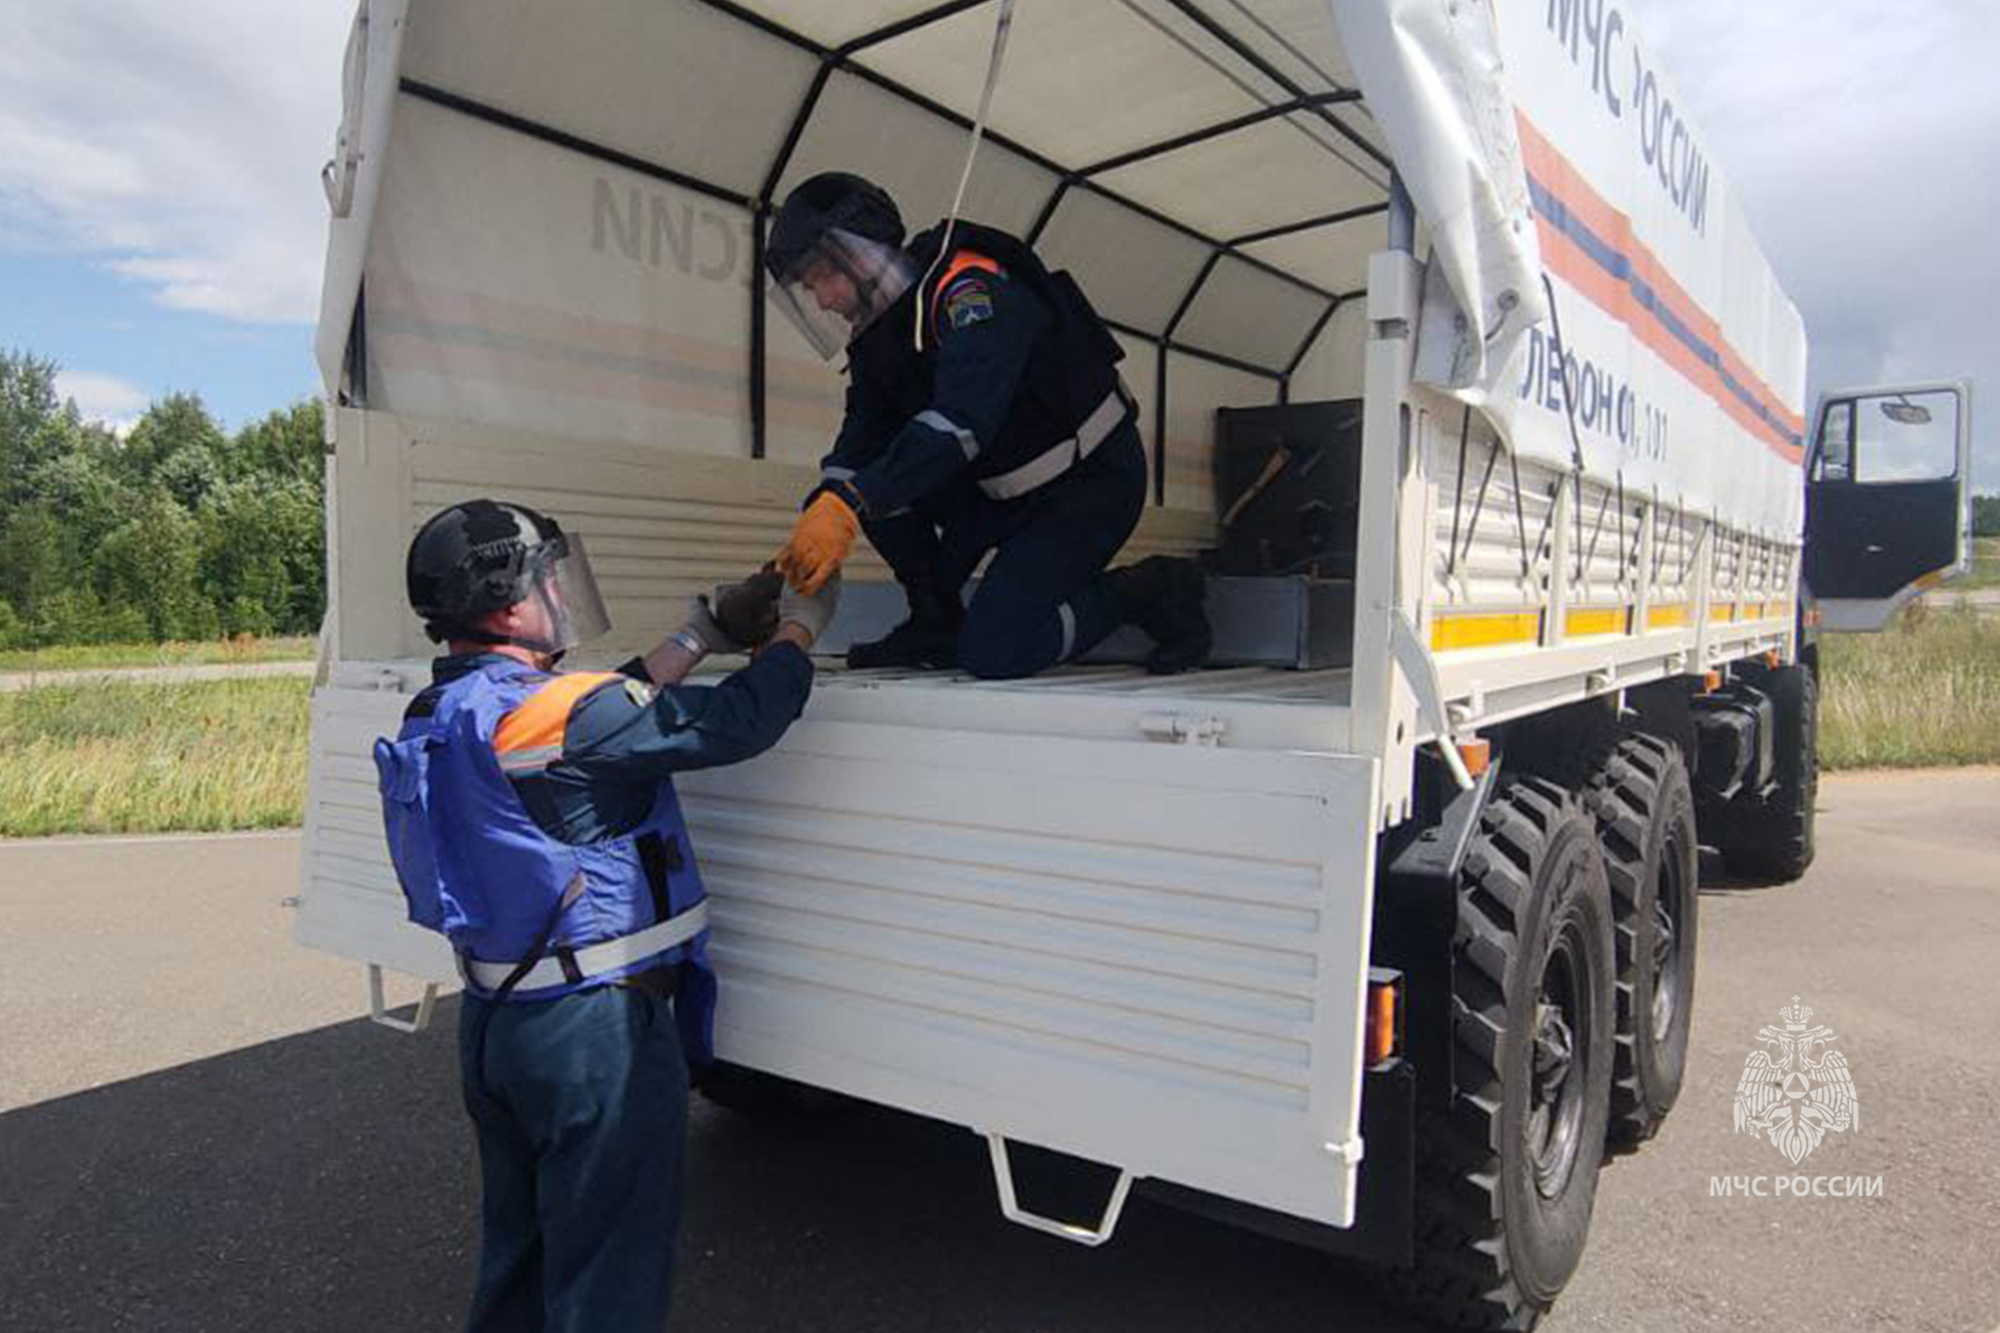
[298,1,1975,1326]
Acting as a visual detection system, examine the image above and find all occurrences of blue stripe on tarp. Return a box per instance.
[1527,174,1803,454]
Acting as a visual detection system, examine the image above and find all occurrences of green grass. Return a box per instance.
[1957,538,2000,590]
[0,609,1990,838]
[0,635,317,673]
[1820,607,2000,770]
[0,677,311,837]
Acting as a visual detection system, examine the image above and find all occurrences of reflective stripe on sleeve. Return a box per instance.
[915,410,979,460]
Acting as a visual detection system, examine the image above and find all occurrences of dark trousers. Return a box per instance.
[863,421,1147,679]
[458,985,688,1333]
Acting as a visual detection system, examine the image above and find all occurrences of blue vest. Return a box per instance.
[373,657,716,1060]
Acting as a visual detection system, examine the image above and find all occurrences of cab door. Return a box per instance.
[1803,380,1974,630]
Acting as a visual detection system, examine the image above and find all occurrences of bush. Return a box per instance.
[222,594,276,638]
[0,599,23,651]
[39,586,110,646]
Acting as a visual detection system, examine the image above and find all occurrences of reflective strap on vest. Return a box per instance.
[976,381,1132,501]
[459,899,712,995]
[491,671,626,775]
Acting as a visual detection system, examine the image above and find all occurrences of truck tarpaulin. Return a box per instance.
[1331,0,1807,538]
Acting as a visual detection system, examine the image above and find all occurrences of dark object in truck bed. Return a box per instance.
[815,575,1354,671]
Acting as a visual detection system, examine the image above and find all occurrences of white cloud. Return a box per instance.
[53,368,149,434]
[1641,0,2000,489]
[0,1,1992,491]
[0,0,356,324]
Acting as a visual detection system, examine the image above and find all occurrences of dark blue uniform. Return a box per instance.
[823,221,1145,679]
[437,643,812,1333]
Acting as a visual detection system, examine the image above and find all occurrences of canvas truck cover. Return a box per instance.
[1332,0,1808,540]
[315,0,1805,541]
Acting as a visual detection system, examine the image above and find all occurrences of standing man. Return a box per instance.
[374,498,835,1332]
[766,171,1210,678]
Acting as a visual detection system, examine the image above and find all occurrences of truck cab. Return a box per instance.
[1805,381,1976,630]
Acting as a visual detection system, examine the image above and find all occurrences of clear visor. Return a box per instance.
[769,229,916,361]
[520,533,611,653]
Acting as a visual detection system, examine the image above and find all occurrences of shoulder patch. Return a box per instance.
[622,677,658,708]
[943,277,996,331]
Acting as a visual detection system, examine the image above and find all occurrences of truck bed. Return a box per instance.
[299,654,1381,1230]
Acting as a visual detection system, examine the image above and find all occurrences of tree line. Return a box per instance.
[0,348,325,650]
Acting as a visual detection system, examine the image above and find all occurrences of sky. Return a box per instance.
[0,0,1993,486]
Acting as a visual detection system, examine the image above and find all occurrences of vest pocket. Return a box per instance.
[374,735,447,930]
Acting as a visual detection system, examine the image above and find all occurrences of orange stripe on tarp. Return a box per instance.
[492,672,627,761]
[1514,115,1805,466]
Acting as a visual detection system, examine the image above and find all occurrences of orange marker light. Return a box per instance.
[1365,974,1403,1068]
[1702,669,1723,693]
[1456,738,1492,779]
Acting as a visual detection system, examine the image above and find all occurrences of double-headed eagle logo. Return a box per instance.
[1733,997,1860,1165]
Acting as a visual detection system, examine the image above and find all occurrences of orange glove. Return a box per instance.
[777,489,861,594]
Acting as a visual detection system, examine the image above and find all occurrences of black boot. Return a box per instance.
[847,582,964,669]
[1107,556,1211,674]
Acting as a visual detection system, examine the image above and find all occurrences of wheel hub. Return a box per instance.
[1527,936,1588,1199]
[1650,838,1687,1042]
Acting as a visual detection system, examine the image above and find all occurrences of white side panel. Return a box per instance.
[298,675,1377,1226]
[295,682,456,983]
[330,408,1215,665]
[679,719,1382,1226]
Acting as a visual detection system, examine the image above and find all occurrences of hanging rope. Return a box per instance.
[914,0,1017,351]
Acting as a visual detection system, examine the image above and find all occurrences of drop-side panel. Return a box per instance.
[677,719,1381,1228]
[296,683,1381,1227]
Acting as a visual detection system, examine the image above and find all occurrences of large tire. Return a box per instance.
[1580,734,1698,1149]
[1387,778,1616,1331]
[1719,664,1818,882]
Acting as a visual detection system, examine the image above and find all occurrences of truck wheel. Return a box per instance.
[1582,735,1698,1149]
[1388,778,1615,1331]
[1719,664,1818,882]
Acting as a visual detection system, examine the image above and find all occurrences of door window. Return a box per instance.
[1817,390,1960,483]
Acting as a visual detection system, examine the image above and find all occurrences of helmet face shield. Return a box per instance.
[769,228,916,360]
[519,531,611,654]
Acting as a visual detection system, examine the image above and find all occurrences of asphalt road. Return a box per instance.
[3,771,1997,1332]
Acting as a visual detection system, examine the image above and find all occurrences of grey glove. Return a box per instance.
[675,595,740,656]
[711,566,784,650]
[778,569,841,643]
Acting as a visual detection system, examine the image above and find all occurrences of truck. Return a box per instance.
[297,1,1976,1326]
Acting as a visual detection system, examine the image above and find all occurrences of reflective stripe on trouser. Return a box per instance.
[460,985,687,1333]
[856,423,1144,678]
[976,382,1131,501]
[957,422,1145,678]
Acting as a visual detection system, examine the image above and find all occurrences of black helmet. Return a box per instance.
[766,172,904,283]
[405,499,610,653]
[766,173,915,360]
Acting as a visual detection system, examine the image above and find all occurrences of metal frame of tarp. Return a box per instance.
[338,0,1391,502]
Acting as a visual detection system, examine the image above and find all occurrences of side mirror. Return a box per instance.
[1881,401,1932,427]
